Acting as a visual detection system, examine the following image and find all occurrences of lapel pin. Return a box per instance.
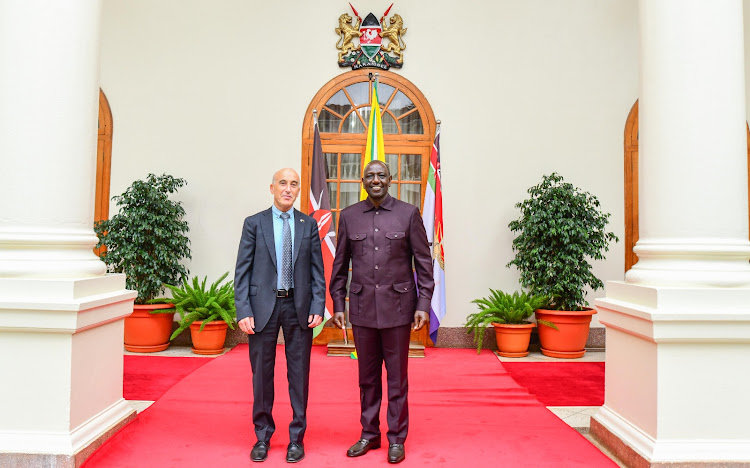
[300,219,305,222]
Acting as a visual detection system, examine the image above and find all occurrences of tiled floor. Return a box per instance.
[124,346,623,466]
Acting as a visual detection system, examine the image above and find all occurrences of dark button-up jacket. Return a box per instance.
[330,195,434,328]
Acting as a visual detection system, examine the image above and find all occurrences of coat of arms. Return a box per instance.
[335,3,406,70]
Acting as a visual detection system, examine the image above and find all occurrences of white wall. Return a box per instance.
[100,0,639,329]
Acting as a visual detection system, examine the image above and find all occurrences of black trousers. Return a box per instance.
[247,296,313,444]
[352,323,411,444]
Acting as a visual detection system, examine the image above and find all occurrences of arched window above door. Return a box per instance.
[318,81,423,135]
[301,70,436,230]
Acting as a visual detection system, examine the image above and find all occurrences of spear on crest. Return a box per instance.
[349,2,362,23]
[381,3,394,23]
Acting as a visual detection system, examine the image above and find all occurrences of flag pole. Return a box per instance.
[312,109,318,126]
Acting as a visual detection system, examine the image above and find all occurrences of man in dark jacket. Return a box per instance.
[234,168,325,463]
[330,160,434,464]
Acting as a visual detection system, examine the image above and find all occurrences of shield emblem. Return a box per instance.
[359,13,382,59]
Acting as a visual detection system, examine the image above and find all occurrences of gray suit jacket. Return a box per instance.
[234,207,325,332]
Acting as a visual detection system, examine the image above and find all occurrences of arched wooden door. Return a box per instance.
[624,99,750,271]
[301,70,436,346]
[94,89,113,256]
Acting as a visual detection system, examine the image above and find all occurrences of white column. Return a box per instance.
[593,1,750,465]
[626,0,750,287]
[0,0,105,278]
[0,1,136,465]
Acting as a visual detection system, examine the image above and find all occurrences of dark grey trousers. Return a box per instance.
[248,296,313,444]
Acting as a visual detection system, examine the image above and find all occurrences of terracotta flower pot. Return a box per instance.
[124,304,175,352]
[189,321,228,355]
[492,322,535,358]
[535,308,596,359]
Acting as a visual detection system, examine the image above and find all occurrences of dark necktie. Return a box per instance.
[280,212,292,290]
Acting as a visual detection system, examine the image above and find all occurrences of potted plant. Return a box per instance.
[507,173,618,358]
[465,289,551,357]
[152,272,236,355]
[94,173,191,352]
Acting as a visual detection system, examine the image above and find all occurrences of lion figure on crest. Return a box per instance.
[335,13,361,62]
[380,13,406,63]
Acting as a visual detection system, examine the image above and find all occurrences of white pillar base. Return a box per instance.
[0,274,137,463]
[593,281,750,465]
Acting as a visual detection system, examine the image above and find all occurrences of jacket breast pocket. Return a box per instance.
[349,233,367,256]
[386,231,407,255]
[349,282,363,315]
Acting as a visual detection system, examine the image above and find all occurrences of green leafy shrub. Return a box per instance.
[507,173,618,311]
[94,173,191,304]
[151,272,236,340]
[465,289,551,354]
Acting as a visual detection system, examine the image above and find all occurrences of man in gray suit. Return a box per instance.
[234,168,325,463]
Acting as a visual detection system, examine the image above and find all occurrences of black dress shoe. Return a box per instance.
[346,438,382,457]
[388,444,405,464]
[286,443,305,463]
[250,441,269,462]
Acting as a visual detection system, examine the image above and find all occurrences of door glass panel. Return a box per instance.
[400,154,421,181]
[327,182,338,208]
[377,83,395,107]
[340,153,361,180]
[346,82,369,106]
[359,106,371,128]
[340,182,361,209]
[385,154,398,178]
[325,153,338,178]
[400,184,421,208]
[382,112,397,134]
[388,184,398,198]
[318,109,341,133]
[399,111,423,134]
[342,111,365,133]
[387,91,415,117]
[326,90,352,116]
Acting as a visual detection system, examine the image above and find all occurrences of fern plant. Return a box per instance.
[464,289,552,354]
[151,272,236,340]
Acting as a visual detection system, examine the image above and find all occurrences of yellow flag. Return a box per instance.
[360,78,386,200]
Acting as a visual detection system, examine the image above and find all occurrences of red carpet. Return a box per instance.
[86,346,615,467]
[123,355,209,400]
[503,362,605,406]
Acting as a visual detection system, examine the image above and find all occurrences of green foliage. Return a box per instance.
[94,173,191,304]
[464,289,551,354]
[151,272,237,340]
[507,173,618,311]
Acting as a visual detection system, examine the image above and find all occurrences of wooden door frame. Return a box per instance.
[94,89,113,256]
[301,70,436,347]
[624,99,750,272]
